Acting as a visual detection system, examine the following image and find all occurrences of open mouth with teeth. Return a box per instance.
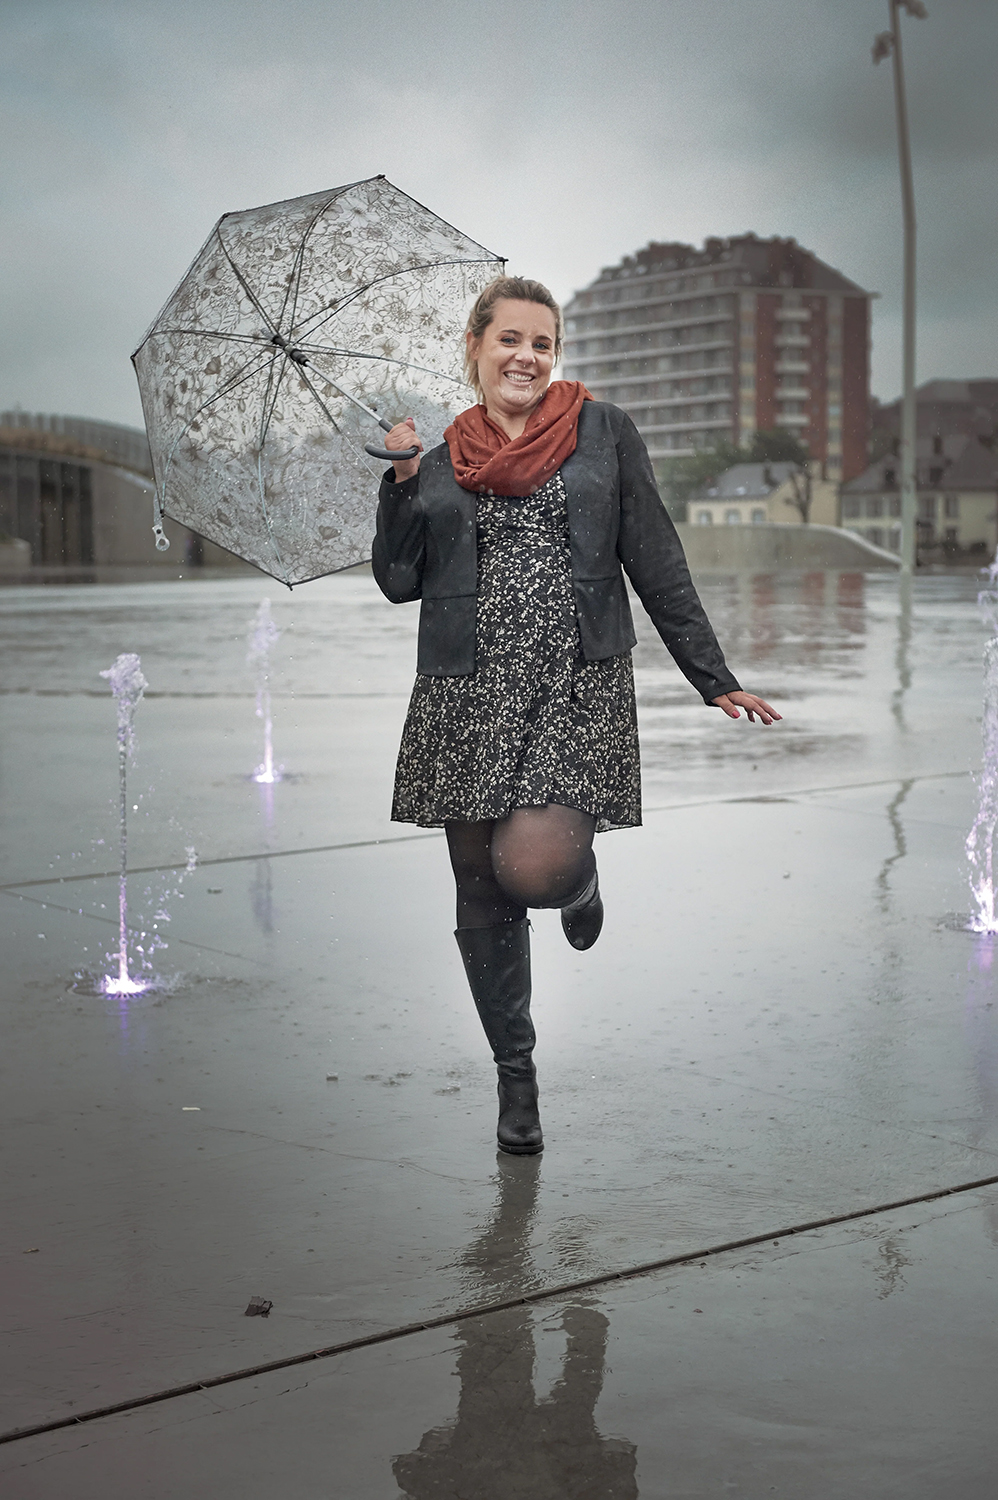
[503,370,535,386]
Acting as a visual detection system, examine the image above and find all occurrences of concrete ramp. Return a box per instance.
[676,521,901,571]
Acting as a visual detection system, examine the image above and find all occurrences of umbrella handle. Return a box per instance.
[365,442,419,461]
[366,413,419,462]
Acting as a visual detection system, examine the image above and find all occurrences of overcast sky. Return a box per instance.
[2,0,995,427]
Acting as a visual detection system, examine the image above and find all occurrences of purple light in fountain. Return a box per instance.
[99,652,150,994]
[966,560,998,933]
[247,598,284,784]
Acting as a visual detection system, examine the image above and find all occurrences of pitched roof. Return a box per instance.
[691,462,798,501]
[843,435,998,494]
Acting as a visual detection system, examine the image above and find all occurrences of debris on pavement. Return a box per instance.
[244,1297,273,1317]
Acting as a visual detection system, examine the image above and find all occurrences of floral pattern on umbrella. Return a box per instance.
[132,176,504,585]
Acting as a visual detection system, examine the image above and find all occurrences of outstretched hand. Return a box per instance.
[711,691,781,725]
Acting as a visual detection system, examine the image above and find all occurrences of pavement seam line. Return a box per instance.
[0,769,971,892]
[3,1168,997,1448]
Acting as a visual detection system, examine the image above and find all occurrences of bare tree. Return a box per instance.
[785,464,814,524]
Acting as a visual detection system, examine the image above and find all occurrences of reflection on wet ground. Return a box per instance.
[2,567,997,1494]
[394,1156,637,1498]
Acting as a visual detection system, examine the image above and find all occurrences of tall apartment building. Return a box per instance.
[562,235,872,482]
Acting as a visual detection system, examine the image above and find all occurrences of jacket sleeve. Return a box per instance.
[371,468,425,603]
[614,413,741,704]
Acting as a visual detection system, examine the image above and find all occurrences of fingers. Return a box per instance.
[384,418,423,455]
[712,691,782,725]
[744,695,781,725]
[756,698,780,719]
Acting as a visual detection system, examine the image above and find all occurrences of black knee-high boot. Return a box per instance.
[454,918,543,1155]
[560,868,603,951]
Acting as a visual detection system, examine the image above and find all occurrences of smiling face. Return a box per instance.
[467,299,558,434]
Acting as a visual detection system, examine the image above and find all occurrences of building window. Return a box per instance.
[889,496,901,517]
[869,528,884,549]
[944,495,959,518]
[842,497,861,519]
[725,509,741,525]
[696,511,713,525]
[888,528,901,552]
[945,527,958,546]
[866,497,883,518]
[919,495,937,520]
[751,508,766,524]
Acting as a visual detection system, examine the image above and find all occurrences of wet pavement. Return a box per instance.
[2,568,997,1496]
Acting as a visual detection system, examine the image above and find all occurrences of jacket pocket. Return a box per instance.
[573,574,637,661]
[416,594,477,677]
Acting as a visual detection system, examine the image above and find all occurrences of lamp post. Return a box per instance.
[874,0,927,575]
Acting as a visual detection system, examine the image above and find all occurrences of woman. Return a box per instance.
[373,276,778,1157]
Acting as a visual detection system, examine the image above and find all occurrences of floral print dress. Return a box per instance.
[391,470,641,832]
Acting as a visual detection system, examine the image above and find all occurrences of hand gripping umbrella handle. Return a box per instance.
[365,416,418,463]
[365,443,419,461]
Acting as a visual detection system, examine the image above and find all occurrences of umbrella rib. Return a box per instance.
[289,257,503,345]
[291,361,347,436]
[297,343,464,386]
[251,354,296,584]
[147,329,267,346]
[256,351,284,451]
[155,347,280,503]
[214,223,280,335]
[280,194,342,343]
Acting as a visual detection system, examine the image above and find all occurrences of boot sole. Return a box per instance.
[498,1139,544,1155]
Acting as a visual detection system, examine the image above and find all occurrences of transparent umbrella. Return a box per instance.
[132,176,503,585]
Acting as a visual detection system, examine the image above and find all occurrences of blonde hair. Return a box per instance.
[463,276,563,399]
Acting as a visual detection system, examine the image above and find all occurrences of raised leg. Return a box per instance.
[492,804,603,950]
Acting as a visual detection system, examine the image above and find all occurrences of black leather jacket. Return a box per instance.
[372,401,740,704]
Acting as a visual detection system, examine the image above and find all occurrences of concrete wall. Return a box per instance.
[0,443,249,570]
[92,466,244,568]
[676,521,900,572]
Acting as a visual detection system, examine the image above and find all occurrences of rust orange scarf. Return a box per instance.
[444,380,593,496]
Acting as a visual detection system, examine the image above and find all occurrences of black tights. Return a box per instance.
[446,805,597,930]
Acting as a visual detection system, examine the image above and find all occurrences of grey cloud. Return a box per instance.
[1,0,995,421]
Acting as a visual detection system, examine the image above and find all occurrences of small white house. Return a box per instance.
[689,463,838,528]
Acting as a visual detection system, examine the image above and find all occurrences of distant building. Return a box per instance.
[841,439,998,555]
[689,461,838,529]
[871,379,998,450]
[844,380,998,555]
[562,235,872,483]
[0,411,242,571]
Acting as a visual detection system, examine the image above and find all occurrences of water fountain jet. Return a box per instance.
[966,560,998,934]
[99,652,151,994]
[247,599,284,784]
